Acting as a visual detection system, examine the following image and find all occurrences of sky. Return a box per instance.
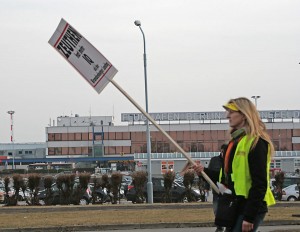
[0,0,299,143]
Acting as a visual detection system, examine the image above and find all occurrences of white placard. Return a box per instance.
[49,18,118,94]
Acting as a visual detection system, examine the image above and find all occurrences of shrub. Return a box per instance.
[163,170,175,203]
[27,173,41,205]
[183,169,196,202]
[43,175,54,205]
[111,172,123,204]
[274,171,285,201]
[131,171,147,203]
[73,173,91,205]
[12,174,23,205]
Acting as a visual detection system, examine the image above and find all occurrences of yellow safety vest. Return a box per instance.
[222,136,276,206]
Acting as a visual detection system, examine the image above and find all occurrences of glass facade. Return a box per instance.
[47,127,299,157]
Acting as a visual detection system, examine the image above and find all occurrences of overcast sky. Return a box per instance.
[0,0,299,143]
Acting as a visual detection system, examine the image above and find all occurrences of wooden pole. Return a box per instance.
[109,79,219,194]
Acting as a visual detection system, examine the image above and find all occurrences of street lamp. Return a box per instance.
[134,20,153,204]
[101,120,104,156]
[90,121,95,157]
[251,96,261,107]
[7,110,15,170]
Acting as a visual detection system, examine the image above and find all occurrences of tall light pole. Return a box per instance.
[251,96,261,107]
[134,20,153,204]
[7,110,15,170]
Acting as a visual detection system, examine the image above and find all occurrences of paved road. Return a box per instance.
[85,225,300,232]
[83,225,300,232]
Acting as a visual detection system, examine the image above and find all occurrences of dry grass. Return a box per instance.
[0,203,299,229]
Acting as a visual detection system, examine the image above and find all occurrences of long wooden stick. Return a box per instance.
[110,79,219,194]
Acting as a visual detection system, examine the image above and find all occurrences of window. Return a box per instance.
[48,148,54,155]
[82,133,89,141]
[88,132,93,141]
[116,132,123,140]
[94,133,103,141]
[273,160,281,169]
[75,133,82,141]
[69,147,76,155]
[75,147,81,154]
[61,133,68,141]
[54,133,62,141]
[295,159,300,171]
[123,132,130,140]
[293,129,300,137]
[18,151,22,155]
[48,133,55,141]
[108,132,116,140]
[107,146,116,155]
[62,147,69,155]
[69,133,75,141]
[82,147,89,155]
[54,147,62,155]
[123,146,130,154]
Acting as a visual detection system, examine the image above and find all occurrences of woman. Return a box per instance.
[193,97,275,232]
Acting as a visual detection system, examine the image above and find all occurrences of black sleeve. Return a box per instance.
[243,138,268,223]
[204,167,220,184]
[207,156,223,184]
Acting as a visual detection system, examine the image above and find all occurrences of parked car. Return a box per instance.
[126,177,201,203]
[37,181,92,205]
[283,177,300,188]
[0,189,4,203]
[89,183,113,203]
[281,184,299,201]
[122,175,132,197]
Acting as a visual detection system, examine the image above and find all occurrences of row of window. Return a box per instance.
[48,129,297,142]
[47,128,300,155]
[48,146,131,156]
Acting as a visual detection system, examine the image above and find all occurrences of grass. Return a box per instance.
[0,203,299,229]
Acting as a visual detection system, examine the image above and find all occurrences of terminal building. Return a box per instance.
[1,110,300,175]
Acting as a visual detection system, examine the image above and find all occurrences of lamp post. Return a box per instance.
[101,120,104,156]
[251,96,261,107]
[7,110,15,170]
[134,20,153,204]
[90,121,95,157]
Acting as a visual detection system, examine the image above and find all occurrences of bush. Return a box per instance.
[43,175,54,205]
[27,173,41,205]
[183,170,196,202]
[274,171,285,201]
[111,172,123,204]
[163,171,175,203]
[12,174,22,205]
[131,171,147,203]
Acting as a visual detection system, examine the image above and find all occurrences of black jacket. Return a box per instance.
[205,136,269,223]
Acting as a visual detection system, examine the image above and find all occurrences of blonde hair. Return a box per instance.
[227,97,275,155]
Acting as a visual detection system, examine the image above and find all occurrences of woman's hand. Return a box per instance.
[192,163,204,176]
[242,220,254,232]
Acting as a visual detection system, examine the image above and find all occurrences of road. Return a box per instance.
[83,225,300,232]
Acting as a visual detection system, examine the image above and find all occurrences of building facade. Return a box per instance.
[44,110,300,174]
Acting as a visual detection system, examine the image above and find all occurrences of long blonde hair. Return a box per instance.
[227,97,275,155]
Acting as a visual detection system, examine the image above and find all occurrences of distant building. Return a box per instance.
[0,143,46,170]
[45,110,300,174]
[1,110,300,174]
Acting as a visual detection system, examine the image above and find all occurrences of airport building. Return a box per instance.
[1,110,300,175]
[44,110,300,175]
